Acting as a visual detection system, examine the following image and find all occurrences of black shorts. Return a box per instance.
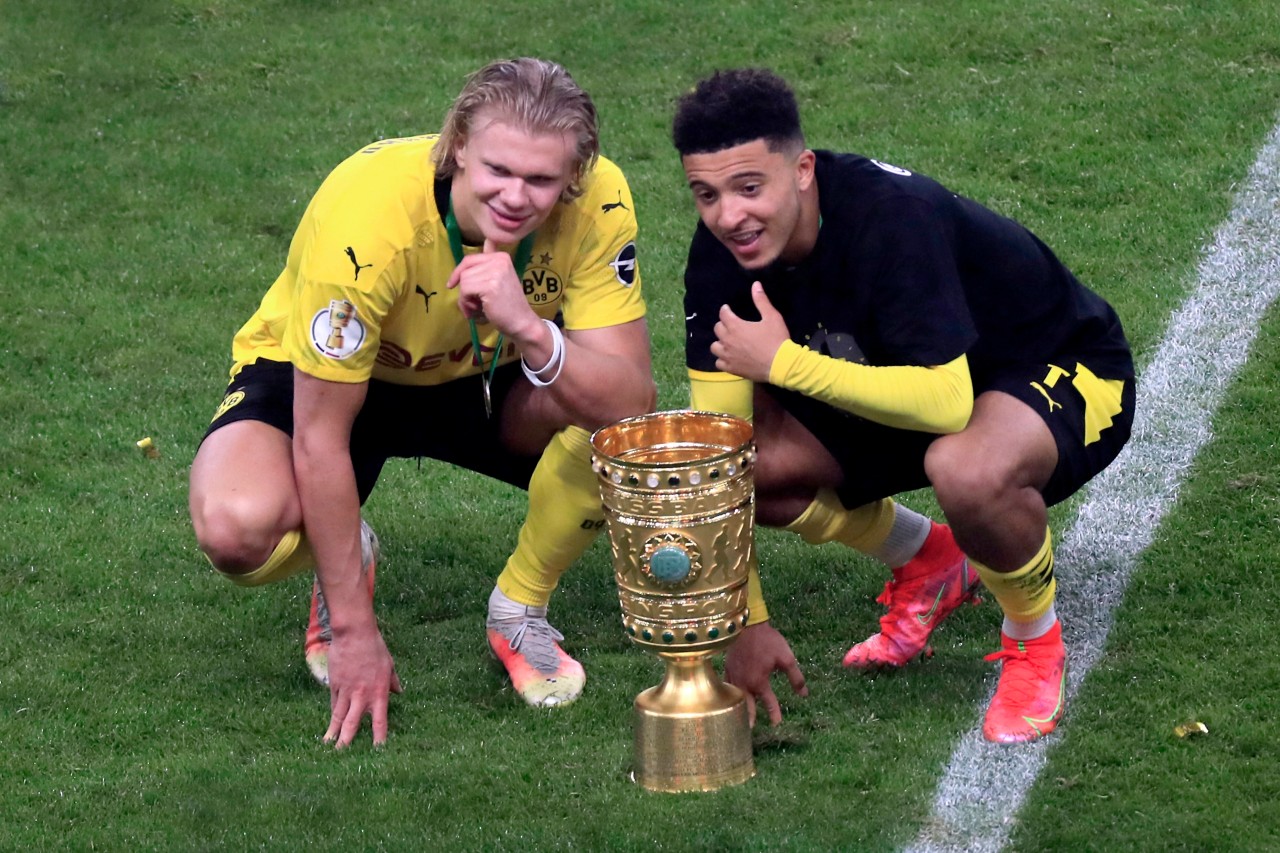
[201,360,540,503]
[768,358,1135,509]
[987,361,1135,506]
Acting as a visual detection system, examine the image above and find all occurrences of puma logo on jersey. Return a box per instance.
[345,246,373,281]
[415,286,437,313]
[601,191,630,213]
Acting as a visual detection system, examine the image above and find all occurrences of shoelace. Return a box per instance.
[875,577,938,627]
[873,580,904,633]
[984,647,1026,665]
[983,646,1047,706]
[491,614,565,674]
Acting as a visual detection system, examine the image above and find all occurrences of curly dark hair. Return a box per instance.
[672,68,804,156]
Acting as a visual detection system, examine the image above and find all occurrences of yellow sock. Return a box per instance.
[751,491,898,625]
[972,529,1056,622]
[222,529,313,587]
[496,425,604,607]
[783,489,932,567]
[785,489,895,550]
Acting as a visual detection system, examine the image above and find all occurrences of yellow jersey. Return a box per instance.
[229,135,644,385]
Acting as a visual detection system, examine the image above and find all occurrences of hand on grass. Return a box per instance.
[323,624,403,749]
[724,621,808,726]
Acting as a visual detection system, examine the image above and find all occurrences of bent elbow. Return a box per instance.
[588,376,657,429]
[639,378,658,414]
[937,399,973,434]
[616,377,658,419]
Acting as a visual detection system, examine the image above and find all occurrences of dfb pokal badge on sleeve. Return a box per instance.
[591,410,757,792]
[325,299,356,350]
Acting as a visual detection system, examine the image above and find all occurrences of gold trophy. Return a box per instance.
[591,410,757,792]
[326,298,355,350]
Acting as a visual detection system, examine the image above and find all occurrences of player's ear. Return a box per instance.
[795,149,816,191]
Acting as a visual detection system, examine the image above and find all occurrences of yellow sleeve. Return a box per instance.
[555,157,646,331]
[769,342,973,433]
[274,139,428,384]
[745,559,769,625]
[689,370,765,621]
[688,369,754,421]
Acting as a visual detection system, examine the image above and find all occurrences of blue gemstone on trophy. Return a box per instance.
[650,546,691,583]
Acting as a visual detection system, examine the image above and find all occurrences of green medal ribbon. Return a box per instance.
[445,200,535,416]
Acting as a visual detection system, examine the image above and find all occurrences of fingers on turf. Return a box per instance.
[784,658,809,697]
[760,687,783,726]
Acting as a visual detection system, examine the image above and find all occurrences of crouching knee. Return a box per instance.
[924,436,1013,524]
[192,500,288,576]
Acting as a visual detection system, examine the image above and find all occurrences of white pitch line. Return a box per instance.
[907,116,1280,853]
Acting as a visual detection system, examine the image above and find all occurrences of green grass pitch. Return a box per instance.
[3,1,1280,849]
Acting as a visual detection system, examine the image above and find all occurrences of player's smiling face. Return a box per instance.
[451,109,577,245]
[682,138,816,270]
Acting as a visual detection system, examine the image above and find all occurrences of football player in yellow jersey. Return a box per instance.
[674,69,1134,743]
[189,58,655,748]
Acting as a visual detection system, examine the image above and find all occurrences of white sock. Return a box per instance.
[878,505,932,568]
[1003,604,1058,641]
[487,585,549,623]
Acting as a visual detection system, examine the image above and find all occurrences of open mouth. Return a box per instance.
[727,229,764,255]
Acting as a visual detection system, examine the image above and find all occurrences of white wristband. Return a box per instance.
[521,319,566,386]
[524,319,563,377]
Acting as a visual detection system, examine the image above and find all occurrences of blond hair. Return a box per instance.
[432,58,599,202]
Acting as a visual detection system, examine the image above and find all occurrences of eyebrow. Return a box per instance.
[483,157,559,182]
[688,169,768,189]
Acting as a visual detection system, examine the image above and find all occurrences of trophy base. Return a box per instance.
[631,654,755,792]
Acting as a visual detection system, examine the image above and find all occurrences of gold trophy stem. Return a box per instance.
[632,652,755,792]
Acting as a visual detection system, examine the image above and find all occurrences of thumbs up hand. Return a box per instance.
[709,282,791,382]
